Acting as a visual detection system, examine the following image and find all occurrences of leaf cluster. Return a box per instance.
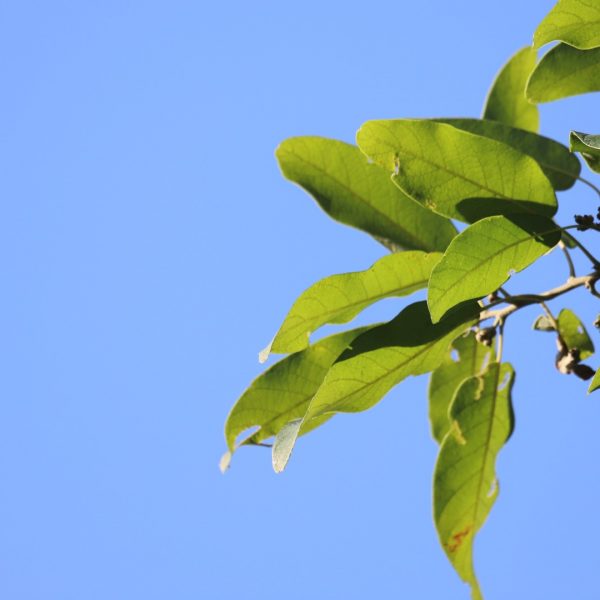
[222,1,600,597]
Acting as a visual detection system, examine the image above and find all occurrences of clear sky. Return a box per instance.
[2,1,600,599]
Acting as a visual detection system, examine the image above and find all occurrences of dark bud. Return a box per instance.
[475,327,496,347]
[594,314,600,329]
[573,363,596,381]
[555,346,581,374]
[575,214,595,231]
[597,207,600,221]
[486,291,499,303]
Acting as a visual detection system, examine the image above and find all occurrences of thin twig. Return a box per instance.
[578,175,600,199]
[479,271,600,324]
[558,240,576,278]
[496,319,505,363]
[540,301,568,353]
[563,231,600,268]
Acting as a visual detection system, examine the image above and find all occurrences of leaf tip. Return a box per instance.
[272,418,303,473]
[219,450,232,474]
[258,339,274,364]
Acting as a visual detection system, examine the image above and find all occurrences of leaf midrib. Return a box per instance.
[430,223,559,314]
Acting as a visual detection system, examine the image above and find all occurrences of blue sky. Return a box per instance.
[2,1,600,598]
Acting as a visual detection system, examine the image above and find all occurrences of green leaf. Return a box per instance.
[482,47,539,132]
[276,136,457,251]
[263,250,442,358]
[223,327,370,457]
[428,332,494,444]
[532,314,556,331]
[356,119,557,222]
[558,308,595,358]
[273,300,479,472]
[434,362,515,600]
[570,131,600,173]
[587,367,600,393]
[526,43,600,103]
[428,214,561,323]
[437,118,580,191]
[534,0,600,50]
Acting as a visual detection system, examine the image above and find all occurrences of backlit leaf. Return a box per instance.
[224,327,370,458]
[276,136,457,251]
[264,250,441,358]
[428,332,494,444]
[534,0,600,50]
[428,214,560,323]
[273,300,479,472]
[588,367,600,393]
[482,47,539,132]
[434,363,515,600]
[558,308,594,358]
[526,43,600,103]
[437,118,580,190]
[356,119,557,222]
[570,131,600,173]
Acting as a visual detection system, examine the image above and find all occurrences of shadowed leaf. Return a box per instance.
[356,119,557,222]
[434,363,515,600]
[534,0,600,50]
[276,136,457,251]
[526,43,600,103]
[429,332,494,443]
[272,301,479,472]
[437,118,580,190]
[428,214,560,323]
[223,327,370,459]
[483,47,539,132]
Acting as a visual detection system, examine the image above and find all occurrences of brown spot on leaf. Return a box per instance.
[446,525,472,553]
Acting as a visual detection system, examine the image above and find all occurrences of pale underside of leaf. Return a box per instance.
[356,119,557,223]
[428,214,561,323]
[482,46,539,133]
[276,136,457,252]
[437,118,580,191]
[570,130,600,173]
[526,43,600,103]
[265,250,442,357]
[434,362,515,599]
[272,301,479,472]
[429,332,494,444]
[223,327,370,459]
[534,0,600,50]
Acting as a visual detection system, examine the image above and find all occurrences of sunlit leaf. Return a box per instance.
[437,118,580,190]
[273,300,479,472]
[276,136,457,251]
[482,47,539,132]
[428,332,494,444]
[356,119,557,222]
[224,327,370,457]
[570,131,600,173]
[434,362,515,600]
[264,251,441,358]
[428,214,560,323]
[558,308,594,358]
[534,0,600,50]
[526,43,600,103]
